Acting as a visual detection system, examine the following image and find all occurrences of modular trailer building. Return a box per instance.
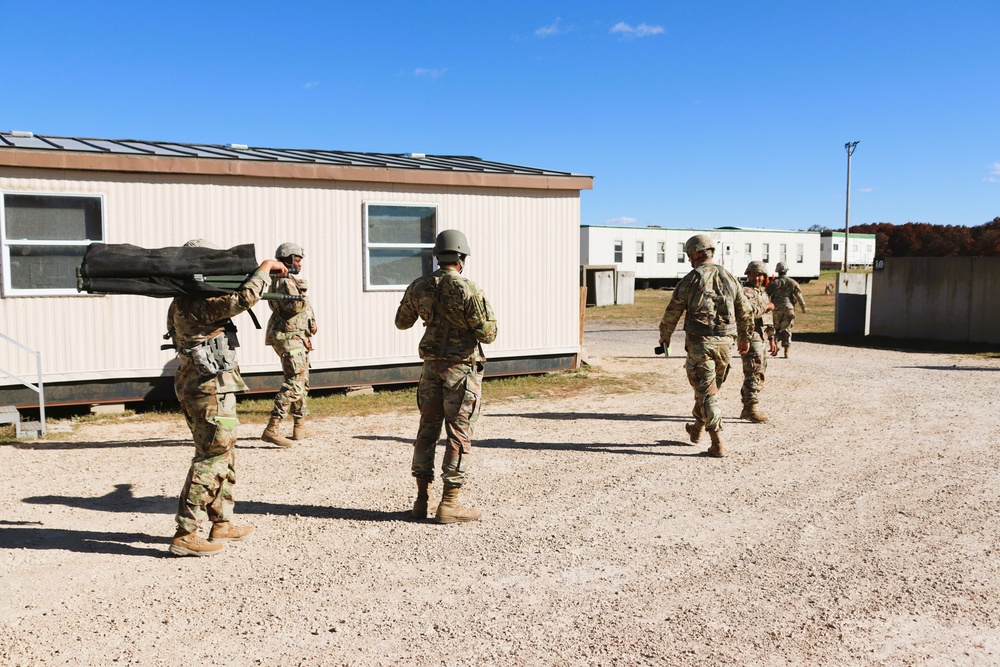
[580,224,820,288]
[0,132,592,407]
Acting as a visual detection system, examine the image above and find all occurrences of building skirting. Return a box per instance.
[0,353,579,409]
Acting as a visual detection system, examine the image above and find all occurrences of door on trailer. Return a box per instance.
[721,242,735,275]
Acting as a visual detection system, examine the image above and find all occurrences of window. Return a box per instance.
[762,243,770,263]
[657,241,665,263]
[833,243,840,251]
[636,240,645,263]
[677,242,685,263]
[744,242,752,255]
[2,193,104,295]
[779,243,787,266]
[796,243,804,263]
[614,240,623,263]
[820,243,825,251]
[363,203,436,290]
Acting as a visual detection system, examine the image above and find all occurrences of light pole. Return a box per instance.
[844,141,859,272]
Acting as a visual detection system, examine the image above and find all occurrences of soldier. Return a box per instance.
[261,243,315,448]
[658,234,752,458]
[766,262,807,358]
[167,240,289,557]
[739,261,779,423]
[395,230,497,523]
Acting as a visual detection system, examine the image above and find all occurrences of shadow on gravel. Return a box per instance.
[6,438,187,450]
[489,412,688,422]
[896,365,1000,372]
[794,331,1000,356]
[22,483,406,523]
[0,526,165,557]
[477,437,704,456]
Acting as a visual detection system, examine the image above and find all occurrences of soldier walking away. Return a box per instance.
[658,234,752,458]
[766,262,807,358]
[261,243,315,448]
[395,230,497,523]
[167,240,289,556]
[739,261,779,423]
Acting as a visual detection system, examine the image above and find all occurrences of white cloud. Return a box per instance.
[984,162,1000,183]
[611,22,664,38]
[414,67,447,79]
[303,81,319,89]
[535,17,562,37]
[858,187,875,193]
[604,216,642,226]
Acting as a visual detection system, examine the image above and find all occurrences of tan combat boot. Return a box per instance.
[435,486,482,524]
[685,422,704,444]
[261,416,293,448]
[169,530,224,557]
[209,522,255,542]
[706,430,725,458]
[740,404,769,423]
[412,479,432,519]
[783,346,790,359]
[292,417,310,441]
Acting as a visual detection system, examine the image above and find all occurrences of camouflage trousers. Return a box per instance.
[684,335,732,432]
[270,343,309,420]
[412,360,484,488]
[175,388,239,535]
[773,307,796,348]
[740,337,768,406]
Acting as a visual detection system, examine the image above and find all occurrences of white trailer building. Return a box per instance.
[0,132,592,407]
[580,224,820,288]
[820,231,877,269]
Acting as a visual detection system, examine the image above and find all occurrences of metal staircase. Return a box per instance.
[0,332,46,439]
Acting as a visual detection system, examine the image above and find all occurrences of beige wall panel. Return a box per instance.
[0,171,582,385]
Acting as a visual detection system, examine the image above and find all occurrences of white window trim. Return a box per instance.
[362,201,438,291]
[1,190,106,297]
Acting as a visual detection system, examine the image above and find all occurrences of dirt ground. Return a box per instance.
[2,324,999,666]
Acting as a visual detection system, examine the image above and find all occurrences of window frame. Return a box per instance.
[635,240,645,263]
[762,243,770,264]
[1,191,106,297]
[796,243,804,264]
[656,241,665,263]
[677,242,685,263]
[613,239,623,263]
[362,201,438,292]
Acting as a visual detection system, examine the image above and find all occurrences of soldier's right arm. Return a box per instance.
[464,286,497,344]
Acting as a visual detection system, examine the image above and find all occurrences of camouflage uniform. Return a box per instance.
[168,268,269,535]
[659,263,753,433]
[265,275,315,421]
[395,266,497,487]
[766,276,807,350]
[740,284,774,407]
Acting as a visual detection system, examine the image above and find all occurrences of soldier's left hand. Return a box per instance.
[738,341,750,355]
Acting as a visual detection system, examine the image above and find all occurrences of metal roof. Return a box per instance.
[0,131,585,178]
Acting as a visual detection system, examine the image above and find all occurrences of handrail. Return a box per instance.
[0,332,46,436]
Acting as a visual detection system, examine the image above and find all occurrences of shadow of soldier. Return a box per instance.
[21,483,408,523]
[0,525,166,557]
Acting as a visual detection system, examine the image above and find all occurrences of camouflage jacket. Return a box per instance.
[742,284,774,341]
[265,275,314,347]
[766,276,806,311]
[395,266,497,362]
[659,262,753,343]
[167,268,269,394]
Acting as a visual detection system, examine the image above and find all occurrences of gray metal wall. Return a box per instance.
[869,257,1000,344]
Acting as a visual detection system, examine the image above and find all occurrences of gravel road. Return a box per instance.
[1,324,999,666]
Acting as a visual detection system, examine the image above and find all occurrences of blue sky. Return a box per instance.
[3,1,998,230]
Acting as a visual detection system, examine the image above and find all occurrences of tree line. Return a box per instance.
[812,218,1000,257]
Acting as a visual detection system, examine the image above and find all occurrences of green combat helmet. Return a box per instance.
[775,262,788,274]
[275,242,304,260]
[745,260,768,276]
[683,233,715,257]
[433,230,472,264]
[183,239,220,249]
